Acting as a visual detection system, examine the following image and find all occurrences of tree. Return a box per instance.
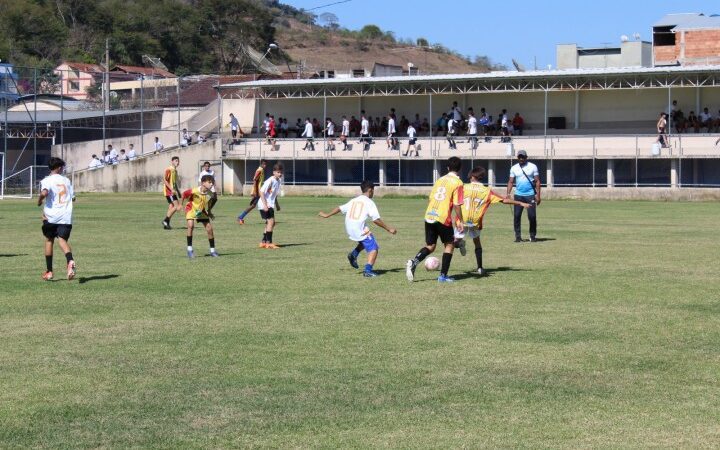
[416,37,429,48]
[318,12,339,30]
[359,24,383,40]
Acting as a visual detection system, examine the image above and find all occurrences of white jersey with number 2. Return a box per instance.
[41,173,74,224]
[339,195,380,241]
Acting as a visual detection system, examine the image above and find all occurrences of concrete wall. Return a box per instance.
[70,139,221,193]
[160,108,203,129]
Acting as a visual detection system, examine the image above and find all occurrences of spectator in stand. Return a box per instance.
[656,112,668,148]
[467,111,478,150]
[154,136,164,153]
[380,116,388,138]
[500,109,511,142]
[436,113,448,136]
[263,112,271,143]
[699,107,713,132]
[228,113,240,140]
[360,111,371,151]
[421,118,430,136]
[180,129,189,147]
[448,101,462,122]
[102,150,111,164]
[280,117,289,138]
[687,111,700,133]
[127,144,137,160]
[404,123,418,157]
[301,118,315,151]
[714,110,720,133]
[399,115,409,135]
[386,114,397,150]
[512,112,525,136]
[340,115,350,151]
[446,116,457,150]
[412,114,422,130]
[349,115,360,137]
[374,117,382,136]
[197,133,206,144]
[118,149,129,162]
[312,118,321,135]
[673,108,686,133]
[108,144,118,162]
[324,117,336,151]
[295,118,303,138]
[267,115,277,149]
[88,154,103,169]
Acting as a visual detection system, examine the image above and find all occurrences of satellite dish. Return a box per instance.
[142,55,168,71]
[240,44,282,76]
[620,35,629,42]
[511,58,526,72]
[632,32,641,41]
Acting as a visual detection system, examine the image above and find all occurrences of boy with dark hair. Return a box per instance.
[237,159,267,224]
[198,161,217,212]
[258,163,283,249]
[318,180,397,277]
[406,156,465,282]
[182,175,218,258]
[37,157,76,281]
[454,167,531,275]
[162,156,181,230]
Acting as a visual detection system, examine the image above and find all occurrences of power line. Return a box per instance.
[305,0,351,11]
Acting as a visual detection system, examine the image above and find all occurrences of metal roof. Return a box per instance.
[3,109,161,124]
[654,13,720,30]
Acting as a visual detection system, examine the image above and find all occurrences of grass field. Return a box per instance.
[1,193,719,448]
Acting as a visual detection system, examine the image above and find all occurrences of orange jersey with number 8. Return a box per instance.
[424,173,464,226]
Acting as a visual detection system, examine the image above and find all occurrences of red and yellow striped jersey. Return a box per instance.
[163,166,177,196]
[182,187,210,220]
[461,182,504,229]
[251,166,265,196]
[424,172,464,226]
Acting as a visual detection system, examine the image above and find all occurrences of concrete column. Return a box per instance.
[379,160,386,186]
[607,159,615,188]
[327,159,334,186]
[574,90,580,129]
[222,159,243,195]
[696,87,701,114]
[670,159,678,188]
[545,160,553,188]
[487,160,496,186]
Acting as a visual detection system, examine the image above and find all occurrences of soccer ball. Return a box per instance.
[424,256,440,271]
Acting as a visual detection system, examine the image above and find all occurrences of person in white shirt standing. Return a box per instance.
[127,144,137,160]
[301,118,315,151]
[324,117,336,151]
[467,111,478,150]
[446,117,457,150]
[340,115,350,150]
[88,154,103,169]
[318,180,397,277]
[198,161,218,213]
[37,157,77,281]
[386,113,397,150]
[154,136,164,152]
[258,163,283,249]
[404,124,418,157]
[360,111,371,151]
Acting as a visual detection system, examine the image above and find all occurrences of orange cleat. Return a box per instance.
[67,261,76,280]
[237,218,245,225]
[265,243,280,249]
[258,242,268,248]
[42,271,53,281]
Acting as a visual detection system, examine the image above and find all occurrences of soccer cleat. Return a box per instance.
[67,261,76,280]
[437,275,455,283]
[363,270,378,277]
[456,239,467,256]
[258,242,268,249]
[347,252,359,269]
[187,250,195,259]
[405,259,416,282]
[265,243,280,249]
[514,237,523,243]
[162,220,171,230]
[477,268,487,277]
[42,271,53,281]
[529,237,538,243]
[210,250,219,257]
[236,218,245,225]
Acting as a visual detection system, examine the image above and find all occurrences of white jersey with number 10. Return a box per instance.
[339,195,380,241]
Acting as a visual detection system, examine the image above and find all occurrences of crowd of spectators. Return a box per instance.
[670,100,720,134]
[88,130,207,169]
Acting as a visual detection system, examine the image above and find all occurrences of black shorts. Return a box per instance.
[231,129,238,138]
[249,195,260,206]
[166,195,178,204]
[260,208,275,220]
[42,221,72,240]
[409,138,417,145]
[425,221,454,245]
[195,218,210,225]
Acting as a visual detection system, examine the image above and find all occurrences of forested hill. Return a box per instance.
[0,0,502,75]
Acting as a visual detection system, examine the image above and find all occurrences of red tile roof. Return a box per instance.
[62,62,104,73]
[111,65,176,78]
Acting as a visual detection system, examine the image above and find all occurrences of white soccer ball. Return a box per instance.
[424,256,440,271]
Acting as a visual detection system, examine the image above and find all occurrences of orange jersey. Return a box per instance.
[163,166,178,196]
[251,166,265,196]
[461,182,504,229]
[182,187,210,220]
[424,172,464,226]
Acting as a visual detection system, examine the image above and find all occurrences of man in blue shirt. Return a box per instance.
[506,150,541,242]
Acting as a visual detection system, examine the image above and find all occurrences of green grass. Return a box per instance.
[1,194,719,448]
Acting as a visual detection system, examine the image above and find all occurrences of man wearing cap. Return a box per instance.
[507,150,541,242]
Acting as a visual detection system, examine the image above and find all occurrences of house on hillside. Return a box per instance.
[0,62,19,102]
[653,13,720,66]
[110,65,176,80]
[54,62,104,100]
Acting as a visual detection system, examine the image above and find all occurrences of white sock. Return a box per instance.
[187,246,193,252]
[210,247,216,253]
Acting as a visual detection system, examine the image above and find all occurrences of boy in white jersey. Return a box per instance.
[258,163,283,249]
[198,161,218,213]
[318,180,397,277]
[37,157,76,281]
[340,115,350,150]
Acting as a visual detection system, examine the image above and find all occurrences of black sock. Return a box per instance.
[267,231,273,243]
[209,238,215,248]
[164,216,170,223]
[46,255,52,272]
[187,236,192,246]
[65,252,73,263]
[354,242,364,253]
[475,246,483,269]
[440,252,453,276]
[413,247,431,264]
[262,232,268,242]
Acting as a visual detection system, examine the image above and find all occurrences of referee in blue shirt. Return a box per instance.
[506,150,541,242]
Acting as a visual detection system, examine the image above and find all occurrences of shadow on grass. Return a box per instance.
[278,243,309,248]
[204,252,243,257]
[532,237,556,242]
[78,274,120,284]
[0,253,28,257]
[374,268,404,275]
[451,266,531,281]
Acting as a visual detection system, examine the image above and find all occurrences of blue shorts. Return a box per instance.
[359,234,379,252]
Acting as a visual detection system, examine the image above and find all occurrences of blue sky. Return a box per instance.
[283,0,716,69]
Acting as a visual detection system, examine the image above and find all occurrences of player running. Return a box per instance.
[181,175,218,258]
[37,157,77,281]
[318,180,397,277]
[237,159,267,224]
[162,156,181,230]
[453,167,531,276]
[258,163,283,249]
[406,156,465,282]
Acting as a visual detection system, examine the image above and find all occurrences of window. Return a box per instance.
[69,80,80,91]
[653,26,675,46]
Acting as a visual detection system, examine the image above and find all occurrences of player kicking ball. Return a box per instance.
[453,166,531,276]
[181,175,218,258]
[318,180,397,277]
[37,157,77,281]
[258,163,283,249]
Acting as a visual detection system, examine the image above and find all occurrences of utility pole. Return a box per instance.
[105,38,110,111]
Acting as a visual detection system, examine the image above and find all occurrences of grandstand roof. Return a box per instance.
[654,13,720,30]
[4,108,161,124]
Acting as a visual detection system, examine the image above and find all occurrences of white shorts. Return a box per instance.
[454,225,481,240]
